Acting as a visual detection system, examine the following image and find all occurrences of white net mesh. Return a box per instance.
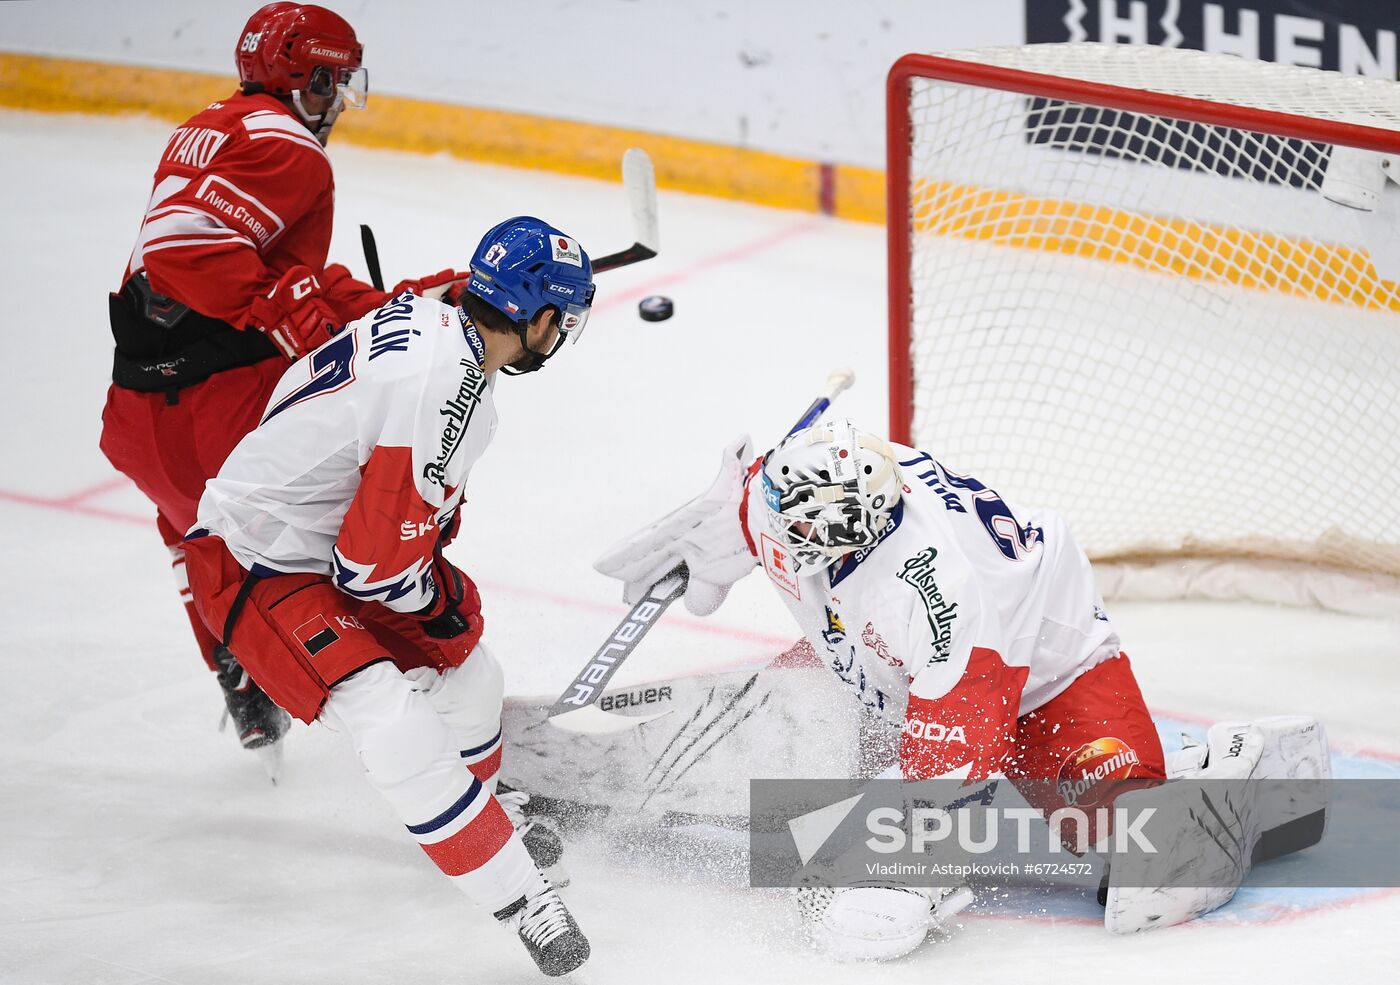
[898,44,1400,599]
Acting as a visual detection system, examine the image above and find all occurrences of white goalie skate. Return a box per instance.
[797,881,975,962]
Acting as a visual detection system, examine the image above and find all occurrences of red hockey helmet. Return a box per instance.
[235,3,364,104]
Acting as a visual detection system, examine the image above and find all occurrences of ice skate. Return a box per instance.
[495,882,590,977]
[498,783,569,887]
[214,646,290,781]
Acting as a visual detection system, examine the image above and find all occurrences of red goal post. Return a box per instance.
[885,44,1400,612]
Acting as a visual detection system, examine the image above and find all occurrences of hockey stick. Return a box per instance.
[545,566,689,731]
[360,224,385,291]
[549,367,856,735]
[590,148,659,273]
[354,148,656,297]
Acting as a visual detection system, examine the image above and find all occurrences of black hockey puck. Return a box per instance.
[638,295,674,321]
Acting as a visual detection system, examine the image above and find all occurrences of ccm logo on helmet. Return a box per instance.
[902,718,968,743]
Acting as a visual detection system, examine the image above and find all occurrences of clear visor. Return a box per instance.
[310,65,368,109]
[545,303,591,354]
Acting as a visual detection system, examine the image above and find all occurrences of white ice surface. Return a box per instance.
[2,110,1399,984]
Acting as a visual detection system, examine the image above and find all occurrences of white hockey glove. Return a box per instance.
[594,435,758,616]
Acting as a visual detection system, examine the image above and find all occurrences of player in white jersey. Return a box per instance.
[183,216,594,977]
[596,419,1328,960]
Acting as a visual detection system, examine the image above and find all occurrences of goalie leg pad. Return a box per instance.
[1249,716,1330,862]
[1165,716,1329,859]
[1104,722,1264,934]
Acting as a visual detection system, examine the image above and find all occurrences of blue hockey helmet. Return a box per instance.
[465,216,596,373]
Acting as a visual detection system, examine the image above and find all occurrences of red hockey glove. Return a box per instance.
[246,265,342,361]
[321,262,390,321]
[437,508,462,549]
[415,548,484,666]
[390,268,471,303]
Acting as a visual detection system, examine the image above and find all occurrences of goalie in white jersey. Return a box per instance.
[597,419,1329,960]
[184,216,594,977]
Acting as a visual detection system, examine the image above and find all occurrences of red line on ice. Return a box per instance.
[592,217,824,314]
[0,481,791,650]
[54,475,134,507]
[0,486,150,525]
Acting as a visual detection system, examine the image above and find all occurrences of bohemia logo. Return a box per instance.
[1056,737,1141,809]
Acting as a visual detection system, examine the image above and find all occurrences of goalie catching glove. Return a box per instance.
[594,435,758,616]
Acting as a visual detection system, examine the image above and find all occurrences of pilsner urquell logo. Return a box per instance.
[897,547,957,663]
[1056,737,1141,809]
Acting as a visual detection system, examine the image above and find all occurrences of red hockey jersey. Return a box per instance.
[122,90,383,327]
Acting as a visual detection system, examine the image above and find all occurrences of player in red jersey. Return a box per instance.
[99,3,463,770]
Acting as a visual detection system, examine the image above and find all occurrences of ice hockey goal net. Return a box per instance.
[887,43,1400,612]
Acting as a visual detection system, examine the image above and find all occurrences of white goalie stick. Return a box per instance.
[549,368,857,734]
[358,148,659,286]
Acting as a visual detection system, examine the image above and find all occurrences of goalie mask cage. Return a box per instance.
[886,44,1400,613]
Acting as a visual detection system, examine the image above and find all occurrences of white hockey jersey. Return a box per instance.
[196,292,496,614]
[739,443,1121,781]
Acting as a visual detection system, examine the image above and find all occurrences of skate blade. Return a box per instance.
[932,886,976,930]
[255,741,285,784]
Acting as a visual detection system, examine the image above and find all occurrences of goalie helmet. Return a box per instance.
[760,420,903,574]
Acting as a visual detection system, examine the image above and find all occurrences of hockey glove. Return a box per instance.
[415,544,484,666]
[390,268,471,303]
[247,265,342,361]
[593,435,758,617]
